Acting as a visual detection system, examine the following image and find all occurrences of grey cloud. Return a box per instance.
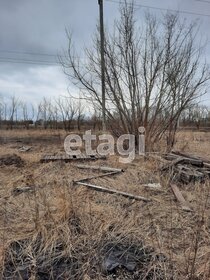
[0,0,209,105]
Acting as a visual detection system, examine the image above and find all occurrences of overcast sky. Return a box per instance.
[0,0,210,108]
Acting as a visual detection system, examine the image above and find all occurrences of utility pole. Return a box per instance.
[98,0,106,131]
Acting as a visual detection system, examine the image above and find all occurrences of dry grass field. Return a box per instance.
[0,129,210,279]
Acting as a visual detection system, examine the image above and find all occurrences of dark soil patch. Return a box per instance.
[0,154,24,167]
[2,235,170,280]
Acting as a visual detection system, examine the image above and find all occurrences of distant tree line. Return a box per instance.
[180,105,210,129]
[0,95,103,131]
[0,95,209,131]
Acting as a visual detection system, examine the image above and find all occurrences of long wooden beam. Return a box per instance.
[75,164,124,173]
[74,181,151,202]
[73,171,120,183]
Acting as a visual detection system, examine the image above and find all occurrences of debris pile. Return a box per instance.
[161,151,210,183]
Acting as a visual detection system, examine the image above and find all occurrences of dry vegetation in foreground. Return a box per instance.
[0,130,210,279]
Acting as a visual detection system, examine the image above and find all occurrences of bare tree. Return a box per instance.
[36,98,54,129]
[60,1,210,151]
[8,96,19,129]
[76,99,85,131]
[55,95,78,131]
[19,102,35,129]
[50,103,59,129]
[0,99,4,129]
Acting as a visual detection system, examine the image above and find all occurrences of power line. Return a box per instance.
[0,56,89,68]
[105,0,210,18]
[0,60,58,66]
[0,50,86,62]
[0,50,59,58]
[0,58,59,66]
[0,50,60,66]
[0,56,58,64]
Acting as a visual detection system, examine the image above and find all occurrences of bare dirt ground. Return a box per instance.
[0,129,210,279]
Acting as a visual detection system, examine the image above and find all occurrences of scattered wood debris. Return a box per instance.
[40,153,106,163]
[73,164,150,202]
[161,151,210,183]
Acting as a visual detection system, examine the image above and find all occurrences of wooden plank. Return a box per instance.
[99,155,106,160]
[196,167,210,178]
[73,171,120,183]
[160,157,183,171]
[75,164,124,173]
[172,151,210,164]
[142,183,162,190]
[204,162,210,168]
[175,165,205,183]
[172,151,199,159]
[170,183,193,212]
[161,156,203,170]
[148,154,168,164]
[74,181,151,202]
[181,158,203,167]
[163,153,179,161]
[86,154,95,160]
[40,154,106,163]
